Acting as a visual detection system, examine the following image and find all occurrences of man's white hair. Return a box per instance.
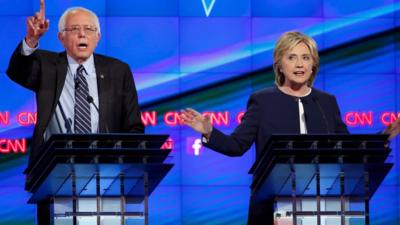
[58,7,101,34]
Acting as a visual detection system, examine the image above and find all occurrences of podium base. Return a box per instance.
[36,197,147,225]
[274,197,366,225]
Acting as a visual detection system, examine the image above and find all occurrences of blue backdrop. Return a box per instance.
[0,0,399,224]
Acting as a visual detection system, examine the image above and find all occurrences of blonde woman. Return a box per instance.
[181,31,400,224]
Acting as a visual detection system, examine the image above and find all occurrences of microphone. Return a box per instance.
[86,95,109,133]
[57,102,72,133]
[312,96,330,134]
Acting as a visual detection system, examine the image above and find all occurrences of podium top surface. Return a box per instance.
[248,134,392,201]
[25,133,170,173]
[250,134,390,173]
[25,134,172,187]
[25,134,174,201]
[44,133,169,144]
[263,134,389,141]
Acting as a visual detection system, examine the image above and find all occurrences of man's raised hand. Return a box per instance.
[25,0,49,48]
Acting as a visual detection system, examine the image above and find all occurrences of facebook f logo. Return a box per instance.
[187,137,203,156]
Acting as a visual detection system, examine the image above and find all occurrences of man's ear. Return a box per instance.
[96,32,101,42]
[58,32,64,44]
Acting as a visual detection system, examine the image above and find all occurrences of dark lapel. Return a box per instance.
[52,52,68,117]
[94,54,109,132]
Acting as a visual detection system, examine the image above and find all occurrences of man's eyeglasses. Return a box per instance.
[63,25,98,35]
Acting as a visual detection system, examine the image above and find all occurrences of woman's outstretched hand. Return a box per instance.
[383,116,400,140]
[180,108,213,139]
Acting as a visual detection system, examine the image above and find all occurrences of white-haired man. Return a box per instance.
[7,1,144,224]
[7,0,144,164]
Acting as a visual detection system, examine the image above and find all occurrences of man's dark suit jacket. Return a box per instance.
[203,86,349,225]
[7,42,145,165]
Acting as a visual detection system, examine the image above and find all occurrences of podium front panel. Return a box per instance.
[29,163,173,203]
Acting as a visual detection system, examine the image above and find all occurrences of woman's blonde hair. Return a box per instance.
[273,31,319,87]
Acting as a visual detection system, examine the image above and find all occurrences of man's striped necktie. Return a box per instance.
[74,65,91,133]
